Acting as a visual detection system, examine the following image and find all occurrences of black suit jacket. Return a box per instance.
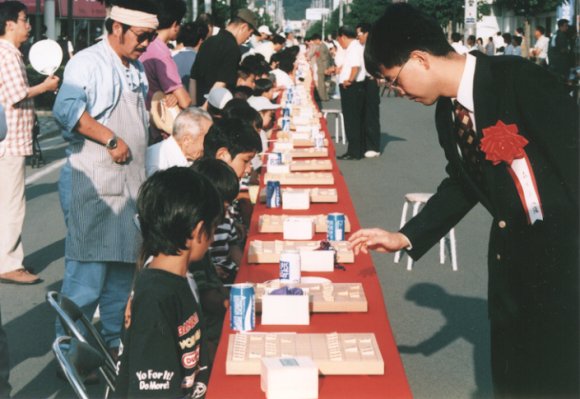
[400,53,578,327]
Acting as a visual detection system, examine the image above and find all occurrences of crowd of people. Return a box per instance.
[0,0,578,398]
[449,20,577,84]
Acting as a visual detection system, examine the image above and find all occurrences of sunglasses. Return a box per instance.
[128,28,158,44]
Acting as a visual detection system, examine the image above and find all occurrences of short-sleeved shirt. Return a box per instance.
[190,29,241,106]
[338,40,365,84]
[0,39,35,157]
[173,48,197,88]
[139,37,183,110]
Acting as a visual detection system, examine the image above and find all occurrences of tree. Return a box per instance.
[408,0,465,28]
[344,0,391,26]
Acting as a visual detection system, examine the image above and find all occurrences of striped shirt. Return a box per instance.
[0,40,35,157]
[209,215,239,274]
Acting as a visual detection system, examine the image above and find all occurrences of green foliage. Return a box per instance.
[343,0,391,26]
[283,0,311,21]
[208,0,249,27]
[494,0,565,17]
[306,8,340,39]
[408,0,465,26]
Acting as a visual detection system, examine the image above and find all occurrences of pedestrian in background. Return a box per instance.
[0,0,59,285]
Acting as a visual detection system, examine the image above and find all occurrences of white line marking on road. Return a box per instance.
[25,159,66,187]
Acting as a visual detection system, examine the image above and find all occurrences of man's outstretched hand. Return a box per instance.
[348,228,411,255]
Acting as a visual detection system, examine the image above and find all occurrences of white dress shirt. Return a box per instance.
[146,135,190,177]
[338,40,365,84]
[533,35,549,59]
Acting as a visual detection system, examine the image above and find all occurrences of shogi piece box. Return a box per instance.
[283,217,315,240]
[260,188,338,204]
[300,250,335,272]
[261,291,310,325]
[260,357,319,399]
[268,163,291,174]
[273,141,294,152]
[264,172,334,186]
[282,190,310,210]
[290,159,333,172]
[290,148,328,158]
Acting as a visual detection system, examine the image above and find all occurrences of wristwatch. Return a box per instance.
[105,135,118,150]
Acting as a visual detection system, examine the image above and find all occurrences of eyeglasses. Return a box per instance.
[128,28,157,44]
[386,59,409,95]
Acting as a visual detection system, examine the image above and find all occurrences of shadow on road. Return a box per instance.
[398,283,492,398]
[23,238,65,275]
[380,132,406,153]
[26,182,59,202]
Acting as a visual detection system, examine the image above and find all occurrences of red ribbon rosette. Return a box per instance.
[480,121,529,165]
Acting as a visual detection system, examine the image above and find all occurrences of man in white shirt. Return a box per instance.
[336,25,366,160]
[146,107,212,176]
[530,26,549,66]
[451,32,468,55]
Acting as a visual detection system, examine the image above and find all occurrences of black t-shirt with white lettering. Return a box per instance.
[115,268,209,398]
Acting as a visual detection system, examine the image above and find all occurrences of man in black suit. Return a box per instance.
[349,4,578,398]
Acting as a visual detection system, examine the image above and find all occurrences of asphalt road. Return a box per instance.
[1,95,494,398]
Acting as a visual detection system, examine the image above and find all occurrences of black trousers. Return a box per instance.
[339,81,365,158]
[363,78,381,153]
[0,306,10,398]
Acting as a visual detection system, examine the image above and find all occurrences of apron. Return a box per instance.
[66,87,148,263]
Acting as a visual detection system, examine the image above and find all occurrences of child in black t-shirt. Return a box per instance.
[115,167,223,399]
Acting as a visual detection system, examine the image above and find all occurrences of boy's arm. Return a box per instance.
[229,243,243,266]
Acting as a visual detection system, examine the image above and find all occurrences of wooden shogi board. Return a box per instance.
[258,214,351,234]
[276,135,329,148]
[290,148,328,158]
[264,172,334,186]
[255,281,367,312]
[290,159,333,171]
[259,187,338,204]
[226,332,384,375]
[247,240,354,264]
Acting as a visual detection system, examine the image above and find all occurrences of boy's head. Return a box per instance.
[365,3,454,105]
[177,21,208,48]
[156,0,186,40]
[236,66,256,89]
[248,95,279,129]
[232,85,254,100]
[191,158,240,206]
[223,100,264,132]
[254,78,274,99]
[137,167,223,261]
[203,118,262,178]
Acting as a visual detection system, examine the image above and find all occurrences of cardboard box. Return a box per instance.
[260,356,318,399]
[282,190,310,210]
[261,291,310,325]
[300,250,335,272]
[283,217,315,240]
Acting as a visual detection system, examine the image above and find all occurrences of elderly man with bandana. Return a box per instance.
[52,0,159,353]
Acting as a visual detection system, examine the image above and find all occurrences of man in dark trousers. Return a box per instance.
[349,4,578,398]
[189,9,258,106]
[356,22,381,158]
[336,25,366,160]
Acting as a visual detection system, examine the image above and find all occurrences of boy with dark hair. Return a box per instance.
[115,166,223,398]
[192,158,241,286]
[203,118,262,178]
[173,21,209,87]
[253,78,274,99]
[351,3,578,398]
[236,65,256,89]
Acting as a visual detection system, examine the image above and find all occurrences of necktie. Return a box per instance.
[453,100,484,183]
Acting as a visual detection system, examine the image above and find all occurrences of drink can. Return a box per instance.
[327,213,346,241]
[266,180,281,208]
[280,250,301,283]
[314,135,325,149]
[230,283,255,331]
[283,107,291,118]
[268,152,283,166]
[281,117,290,132]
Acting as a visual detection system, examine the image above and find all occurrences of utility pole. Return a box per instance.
[339,0,343,27]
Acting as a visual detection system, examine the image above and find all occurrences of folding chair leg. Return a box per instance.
[339,113,346,144]
[394,201,409,264]
[439,236,445,264]
[450,228,458,271]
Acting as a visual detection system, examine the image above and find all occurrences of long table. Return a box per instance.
[207,92,411,399]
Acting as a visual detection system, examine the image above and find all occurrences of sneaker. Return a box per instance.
[0,269,42,285]
[364,150,381,158]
